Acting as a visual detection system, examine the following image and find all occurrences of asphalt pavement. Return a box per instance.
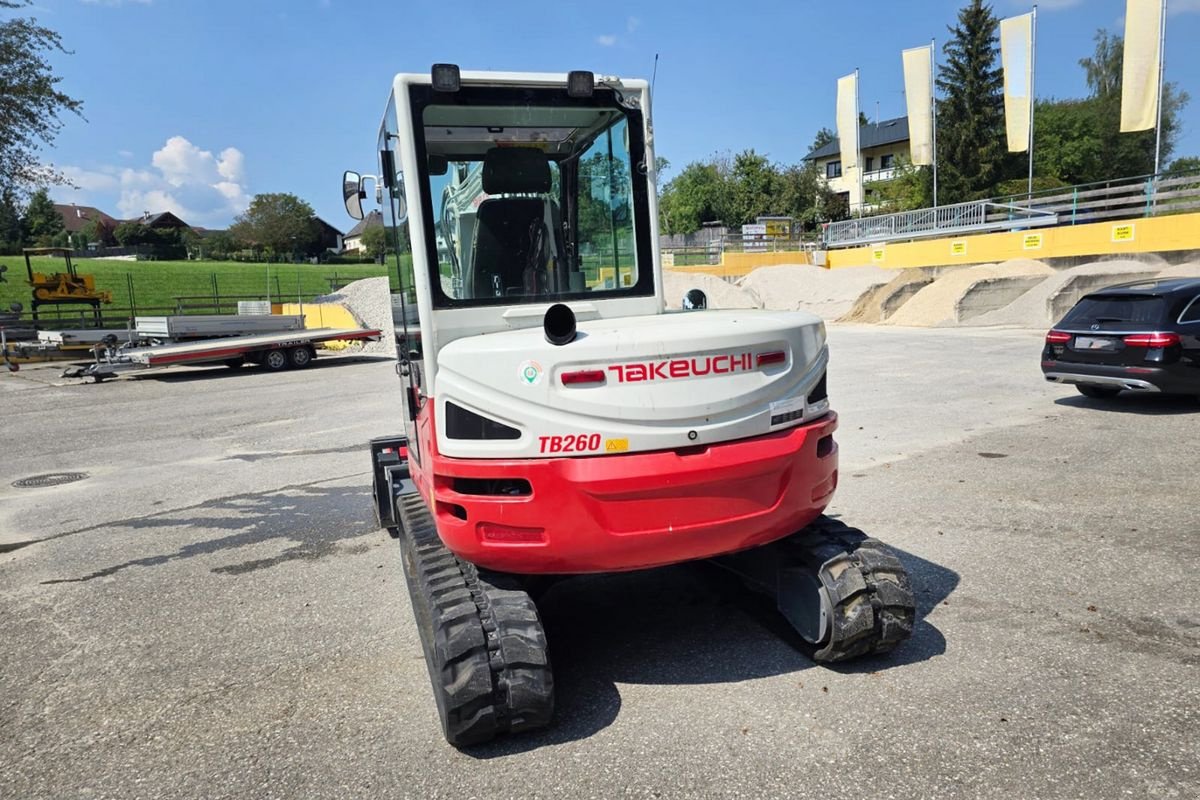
[1,327,1197,799]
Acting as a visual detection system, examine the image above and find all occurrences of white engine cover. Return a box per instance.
[435,310,830,459]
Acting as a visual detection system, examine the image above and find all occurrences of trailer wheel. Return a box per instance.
[263,349,288,371]
[288,346,313,369]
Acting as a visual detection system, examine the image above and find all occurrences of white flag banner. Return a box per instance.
[902,45,934,166]
[836,73,859,172]
[1000,13,1033,153]
[1121,0,1163,132]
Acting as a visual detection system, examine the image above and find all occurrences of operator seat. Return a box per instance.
[470,147,563,298]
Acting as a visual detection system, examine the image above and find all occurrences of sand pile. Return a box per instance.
[661,270,760,309]
[1156,262,1200,279]
[839,268,938,323]
[885,259,1054,327]
[966,260,1161,328]
[737,265,893,320]
[314,276,395,355]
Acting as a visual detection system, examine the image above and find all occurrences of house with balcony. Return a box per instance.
[803,116,910,212]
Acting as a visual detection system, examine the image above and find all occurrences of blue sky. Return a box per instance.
[29,0,1200,231]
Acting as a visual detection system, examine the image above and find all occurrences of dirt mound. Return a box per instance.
[884,260,1053,327]
[839,268,938,323]
[314,276,395,355]
[661,270,760,309]
[1155,262,1200,279]
[737,265,893,320]
[966,260,1161,328]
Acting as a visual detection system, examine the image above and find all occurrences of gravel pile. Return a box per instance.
[1155,261,1200,279]
[965,260,1161,328]
[885,260,1053,327]
[839,268,939,323]
[662,270,760,309]
[737,265,893,320]
[314,276,395,355]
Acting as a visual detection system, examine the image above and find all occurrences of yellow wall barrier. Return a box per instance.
[824,211,1200,270]
[271,302,360,330]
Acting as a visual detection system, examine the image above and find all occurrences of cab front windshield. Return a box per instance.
[416,90,646,307]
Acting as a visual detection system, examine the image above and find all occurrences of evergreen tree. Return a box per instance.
[936,0,1010,203]
[23,187,62,243]
[0,190,25,253]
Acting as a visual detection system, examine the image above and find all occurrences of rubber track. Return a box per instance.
[396,492,554,746]
[786,515,916,662]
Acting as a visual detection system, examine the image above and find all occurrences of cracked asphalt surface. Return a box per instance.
[2,327,1198,799]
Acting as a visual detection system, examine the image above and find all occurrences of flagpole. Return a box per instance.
[931,38,939,210]
[855,67,863,216]
[1027,5,1038,200]
[1153,0,1167,178]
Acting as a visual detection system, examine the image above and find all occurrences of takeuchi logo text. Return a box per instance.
[606,353,754,383]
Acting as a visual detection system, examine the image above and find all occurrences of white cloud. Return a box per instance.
[1169,0,1200,13]
[81,0,153,5]
[626,16,640,33]
[118,149,134,159]
[596,34,617,47]
[50,135,250,226]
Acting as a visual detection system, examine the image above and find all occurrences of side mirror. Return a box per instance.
[683,289,708,310]
[343,170,365,220]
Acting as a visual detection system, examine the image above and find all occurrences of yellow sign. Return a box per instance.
[764,219,792,238]
[950,240,968,256]
[871,248,885,263]
[604,438,630,453]
[1112,224,1135,242]
[1022,232,1043,250]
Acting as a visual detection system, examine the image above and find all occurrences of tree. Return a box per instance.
[1168,156,1200,175]
[81,218,114,247]
[1074,28,1189,177]
[869,155,933,212]
[23,187,62,244]
[657,159,730,235]
[809,127,836,153]
[230,193,320,260]
[113,221,146,248]
[726,150,778,226]
[0,1,84,197]
[936,0,1012,203]
[361,223,388,262]
[1079,29,1123,99]
[0,190,25,253]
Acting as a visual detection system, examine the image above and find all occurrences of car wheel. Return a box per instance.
[263,349,289,371]
[1077,384,1120,399]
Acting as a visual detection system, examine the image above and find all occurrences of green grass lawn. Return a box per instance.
[0,256,411,318]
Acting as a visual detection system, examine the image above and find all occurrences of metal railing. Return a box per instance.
[823,168,1200,249]
[822,200,1057,248]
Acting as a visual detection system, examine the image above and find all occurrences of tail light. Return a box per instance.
[756,350,787,367]
[561,369,606,386]
[1122,332,1180,347]
[1045,330,1072,344]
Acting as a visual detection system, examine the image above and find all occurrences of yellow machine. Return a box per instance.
[24,247,112,324]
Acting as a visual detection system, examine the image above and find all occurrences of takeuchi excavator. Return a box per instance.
[346,66,915,747]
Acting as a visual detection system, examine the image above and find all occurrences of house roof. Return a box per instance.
[134,211,189,228]
[803,116,910,161]
[344,210,382,239]
[54,204,118,233]
[311,215,344,237]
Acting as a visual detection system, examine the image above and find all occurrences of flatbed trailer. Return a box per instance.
[62,327,381,382]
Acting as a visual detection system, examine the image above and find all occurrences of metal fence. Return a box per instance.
[823,200,1058,248]
[822,169,1200,249]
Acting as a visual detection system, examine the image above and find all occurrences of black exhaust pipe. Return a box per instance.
[544,303,576,346]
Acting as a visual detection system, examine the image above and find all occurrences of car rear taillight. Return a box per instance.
[756,350,787,367]
[560,369,606,386]
[1122,332,1180,347]
[1045,330,1072,344]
